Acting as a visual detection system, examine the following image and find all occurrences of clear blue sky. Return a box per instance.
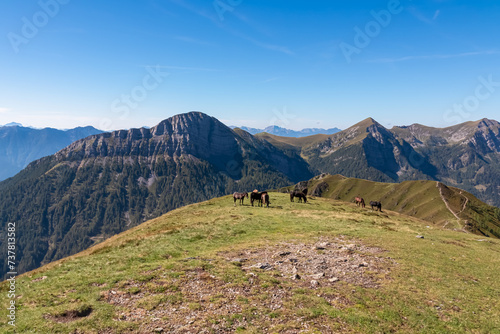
[1,0,499,131]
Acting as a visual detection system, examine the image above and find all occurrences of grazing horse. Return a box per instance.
[251,190,263,207]
[295,192,307,203]
[369,201,382,212]
[290,190,307,203]
[354,197,365,208]
[233,192,248,206]
[261,192,270,208]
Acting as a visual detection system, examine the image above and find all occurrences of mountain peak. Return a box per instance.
[475,118,500,131]
[345,117,389,139]
[351,117,385,130]
[153,111,218,134]
[2,122,23,127]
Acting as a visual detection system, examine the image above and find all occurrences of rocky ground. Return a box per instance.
[97,236,397,333]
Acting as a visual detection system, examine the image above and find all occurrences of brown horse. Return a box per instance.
[354,197,365,208]
[261,192,270,208]
[233,192,248,206]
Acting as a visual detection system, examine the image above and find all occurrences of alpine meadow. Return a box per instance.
[2,1,500,333]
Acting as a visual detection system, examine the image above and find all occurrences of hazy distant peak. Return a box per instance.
[231,124,341,138]
[2,122,23,127]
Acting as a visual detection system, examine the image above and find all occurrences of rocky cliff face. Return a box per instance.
[57,112,240,173]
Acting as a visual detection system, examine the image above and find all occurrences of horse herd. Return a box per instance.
[233,188,309,208]
[355,197,382,212]
[233,190,270,208]
[234,190,382,212]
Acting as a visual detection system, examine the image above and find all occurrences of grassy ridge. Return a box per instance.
[302,174,500,237]
[1,193,499,333]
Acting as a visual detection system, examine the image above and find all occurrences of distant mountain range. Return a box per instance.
[0,124,102,180]
[260,117,500,207]
[231,125,341,137]
[1,112,500,279]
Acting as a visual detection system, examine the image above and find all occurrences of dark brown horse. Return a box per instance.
[294,192,307,203]
[369,201,382,212]
[233,192,248,206]
[251,190,263,207]
[290,188,308,203]
[354,197,365,208]
[261,192,270,208]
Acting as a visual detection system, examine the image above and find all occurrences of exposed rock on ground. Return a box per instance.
[102,237,396,333]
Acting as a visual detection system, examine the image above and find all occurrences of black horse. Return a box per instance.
[295,192,307,203]
[369,201,382,212]
[290,189,307,203]
[233,192,248,206]
[251,190,264,207]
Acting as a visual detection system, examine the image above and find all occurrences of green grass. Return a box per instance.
[304,174,500,237]
[1,193,499,333]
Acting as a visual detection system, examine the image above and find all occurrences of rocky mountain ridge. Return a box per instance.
[293,117,500,207]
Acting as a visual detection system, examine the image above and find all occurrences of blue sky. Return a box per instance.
[1,0,499,131]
